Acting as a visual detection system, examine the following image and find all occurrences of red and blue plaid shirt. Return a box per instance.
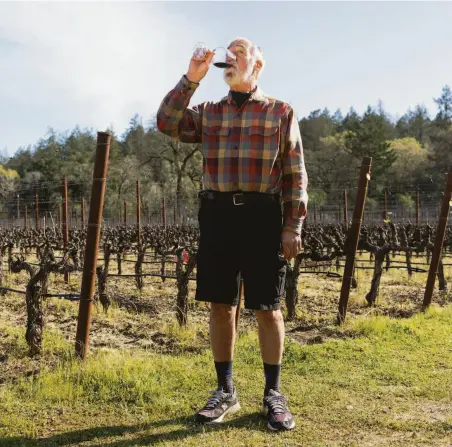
[157,75,308,234]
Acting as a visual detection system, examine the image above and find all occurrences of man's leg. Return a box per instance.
[210,302,236,393]
[255,309,284,394]
[255,308,295,431]
[194,302,241,424]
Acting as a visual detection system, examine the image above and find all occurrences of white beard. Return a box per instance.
[223,63,254,87]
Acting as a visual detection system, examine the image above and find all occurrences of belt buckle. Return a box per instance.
[233,193,244,206]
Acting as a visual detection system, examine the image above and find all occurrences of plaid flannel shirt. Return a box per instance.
[157,75,308,234]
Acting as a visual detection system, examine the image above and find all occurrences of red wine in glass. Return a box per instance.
[213,47,236,68]
[192,43,236,69]
[213,61,234,68]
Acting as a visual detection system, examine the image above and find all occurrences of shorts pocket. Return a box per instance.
[276,257,288,297]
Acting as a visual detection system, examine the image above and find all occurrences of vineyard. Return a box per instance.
[1,216,451,358]
[1,135,452,446]
[0,139,451,358]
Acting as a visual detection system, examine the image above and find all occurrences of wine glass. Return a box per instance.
[192,42,236,68]
[192,42,208,61]
[212,47,236,69]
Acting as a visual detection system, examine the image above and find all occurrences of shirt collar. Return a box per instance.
[221,85,268,105]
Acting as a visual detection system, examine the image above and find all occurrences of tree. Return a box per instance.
[121,114,146,157]
[428,127,452,174]
[299,109,336,152]
[408,105,431,145]
[0,165,20,217]
[386,138,429,186]
[106,156,140,218]
[375,100,397,141]
[137,128,202,216]
[0,165,19,199]
[395,113,410,139]
[397,193,415,212]
[341,107,361,134]
[395,105,431,146]
[433,85,452,125]
[331,109,344,129]
[305,131,357,193]
[344,106,397,182]
[6,146,33,177]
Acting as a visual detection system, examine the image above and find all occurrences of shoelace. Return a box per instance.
[264,394,288,415]
[203,390,228,410]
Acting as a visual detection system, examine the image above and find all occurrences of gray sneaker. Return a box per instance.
[194,388,240,424]
[263,389,296,431]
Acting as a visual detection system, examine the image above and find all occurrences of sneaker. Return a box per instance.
[263,389,295,431]
[194,388,241,424]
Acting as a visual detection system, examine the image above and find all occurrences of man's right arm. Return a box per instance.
[156,75,203,144]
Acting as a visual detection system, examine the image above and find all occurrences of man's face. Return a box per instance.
[223,39,255,87]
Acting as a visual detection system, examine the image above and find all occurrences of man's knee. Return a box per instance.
[255,309,284,327]
[211,302,236,318]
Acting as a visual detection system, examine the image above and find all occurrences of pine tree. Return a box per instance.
[344,106,397,181]
[433,85,452,127]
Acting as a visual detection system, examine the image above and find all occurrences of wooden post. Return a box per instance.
[75,131,111,360]
[416,188,420,225]
[62,178,69,284]
[136,180,141,247]
[16,194,20,225]
[71,205,75,228]
[162,197,166,227]
[422,171,452,309]
[24,205,28,229]
[337,157,372,324]
[343,189,348,228]
[34,192,39,230]
[81,198,85,229]
[383,187,388,220]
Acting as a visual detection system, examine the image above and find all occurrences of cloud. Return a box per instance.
[0,1,210,153]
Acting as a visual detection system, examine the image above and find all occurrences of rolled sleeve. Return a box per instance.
[156,75,203,144]
[280,108,309,235]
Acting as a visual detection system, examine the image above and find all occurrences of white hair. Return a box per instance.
[227,37,265,77]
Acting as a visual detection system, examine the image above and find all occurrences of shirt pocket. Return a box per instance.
[243,124,281,181]
[245,125,280,155]
[202,126,230,157]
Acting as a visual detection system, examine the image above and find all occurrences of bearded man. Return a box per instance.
[157,37,308,431]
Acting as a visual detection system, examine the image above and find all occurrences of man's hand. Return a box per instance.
[281,230,302,261]
[186,49,215,84]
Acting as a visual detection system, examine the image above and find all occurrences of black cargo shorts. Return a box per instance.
[195,191,287,311]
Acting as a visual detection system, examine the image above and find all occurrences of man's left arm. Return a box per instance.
[280,107,309,259]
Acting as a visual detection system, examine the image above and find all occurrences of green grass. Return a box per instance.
[1,304,452,446]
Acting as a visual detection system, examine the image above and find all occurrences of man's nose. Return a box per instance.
[226,50,236,64]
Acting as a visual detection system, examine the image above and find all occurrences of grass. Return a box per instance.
[1,305,452,446]
[0,254,451,446]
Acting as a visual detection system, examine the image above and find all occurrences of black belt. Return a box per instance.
[198,190,281,206]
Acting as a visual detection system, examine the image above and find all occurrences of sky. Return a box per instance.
[1,0,451,157]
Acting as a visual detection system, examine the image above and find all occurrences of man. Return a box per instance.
[157,37,308,432]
